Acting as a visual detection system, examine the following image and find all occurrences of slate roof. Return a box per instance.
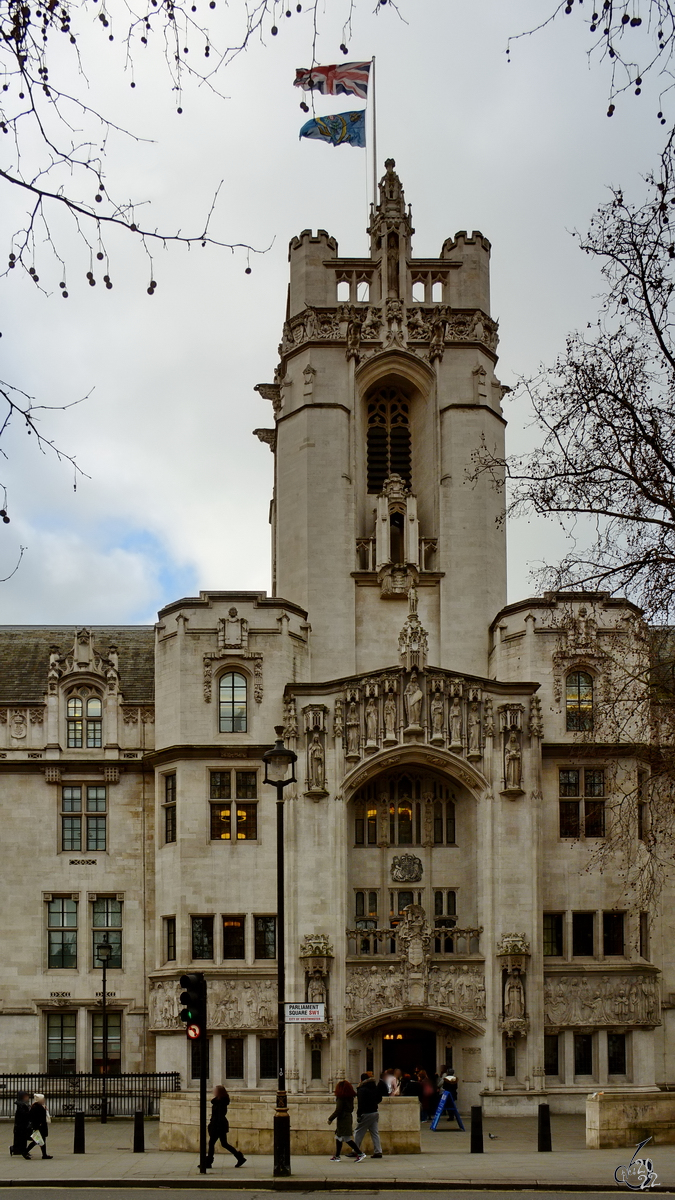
[0,627,155,704]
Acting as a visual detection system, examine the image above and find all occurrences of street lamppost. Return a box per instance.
[263,725,297,1179]
[96,936,113,1125]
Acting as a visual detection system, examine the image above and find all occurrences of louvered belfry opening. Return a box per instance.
[366,386,412,493]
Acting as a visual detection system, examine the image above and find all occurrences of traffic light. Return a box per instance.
[179,973,206,1040]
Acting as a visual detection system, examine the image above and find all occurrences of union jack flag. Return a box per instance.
[294,61,371,100]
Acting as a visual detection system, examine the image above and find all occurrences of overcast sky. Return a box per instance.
[0,0,666,624]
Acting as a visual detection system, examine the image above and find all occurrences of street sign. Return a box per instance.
[284,1002,325,1023]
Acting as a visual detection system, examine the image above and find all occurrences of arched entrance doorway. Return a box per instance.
[381,1025,436,1078]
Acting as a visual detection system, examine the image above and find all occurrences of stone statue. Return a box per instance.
[346,702,360,757]
[307,733,325,790]
[504,730,522,790]
[504,971,525,1020]
[307,972,326,1006]
[430,692,444,739]
[467,701,481,756]
[404,671,423,728]
[449,696,462,747]
[365,696,378,746]
[383,692,397,741]
[408,582,418,615]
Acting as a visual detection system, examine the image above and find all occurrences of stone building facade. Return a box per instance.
[0,161,670,1114]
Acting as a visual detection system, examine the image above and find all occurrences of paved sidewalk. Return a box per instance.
[0,1116,674,1190]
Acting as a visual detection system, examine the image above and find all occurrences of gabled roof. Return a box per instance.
[0,627,155,704]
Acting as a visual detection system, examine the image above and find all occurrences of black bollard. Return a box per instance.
[133,1109,145,1153]
[73,1111,85,1154]
[537,1102,552,1152]
[470,1105,484,1153]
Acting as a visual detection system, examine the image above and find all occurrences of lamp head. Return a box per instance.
[263,724,297,785]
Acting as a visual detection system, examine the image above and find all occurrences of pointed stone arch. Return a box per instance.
[341,743,488,803]
[347,1005,485,1039]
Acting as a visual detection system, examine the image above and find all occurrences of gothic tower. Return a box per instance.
[257,160,507,680]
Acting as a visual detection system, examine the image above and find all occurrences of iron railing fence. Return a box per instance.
[0,1072,180,1117]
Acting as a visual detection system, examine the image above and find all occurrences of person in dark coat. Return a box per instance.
[26,1094,52,1159]
[353,1072,389,1157]
[9,1092,33,1159]
[204,1085,246,1169]
[327,1080,365,1162]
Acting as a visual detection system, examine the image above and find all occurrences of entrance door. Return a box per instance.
[381,1027,436,1078]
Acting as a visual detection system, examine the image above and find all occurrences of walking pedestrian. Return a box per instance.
[204,1085,246,1169]
[9,1092,33,1159]
[353,1071,389,1158]
[327,1080,366,1162]
[417,1069,435,1121]
[26,1094,52,1159]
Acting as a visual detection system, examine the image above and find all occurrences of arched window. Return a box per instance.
[219,672,247,733]
[353,770,458,846]
[66,690,103,748]
[366,386,411,493]
[566,671,593,732]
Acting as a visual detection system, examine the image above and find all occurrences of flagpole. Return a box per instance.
[371,55,377,208]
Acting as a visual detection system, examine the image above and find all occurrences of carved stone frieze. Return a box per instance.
[209,979,277,1030]
[346,961,485,1023]
[544,973,660,1027]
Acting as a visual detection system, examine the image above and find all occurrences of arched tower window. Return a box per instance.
[66,690,103,748]
[219,672,247,733]
[566,670,593,732]
[366,386,411,493]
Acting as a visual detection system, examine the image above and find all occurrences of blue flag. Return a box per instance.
[299,110,366,148]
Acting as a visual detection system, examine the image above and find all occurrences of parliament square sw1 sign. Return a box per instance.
[285,1003,325,1023]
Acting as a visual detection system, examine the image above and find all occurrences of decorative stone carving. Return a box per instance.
[332,697,343,740]
[218,609,249,652]
[529,694,543,739]
[428,680,445,745]
[448,695,462,751]
[149,979,182,1029]
[122,706,139,725]
[284,696,298,739]
[484,697,495,738]
[467,698,481,759]
[499,704,525,796]
[104,766,120,784]
[497,933,530,957]
[253,428,276,452]
[254,382,282,418]
[544,973,660,1027]
[345,694,361,760]
[365,696,379,748]
[208,979,277,1030]
[10,711,27,739]
[303,706,327,734]
[391,854,423,883]
[47,631,121,696]
[383,684,398,744]
[398,586,429,671]
[403,670,424,731]
[300,933,334,959]
[428,966,486,1019]
[44,766,62,784]
[346,961,486,1024]
[29,708,44,725]
[306,733,327,796]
